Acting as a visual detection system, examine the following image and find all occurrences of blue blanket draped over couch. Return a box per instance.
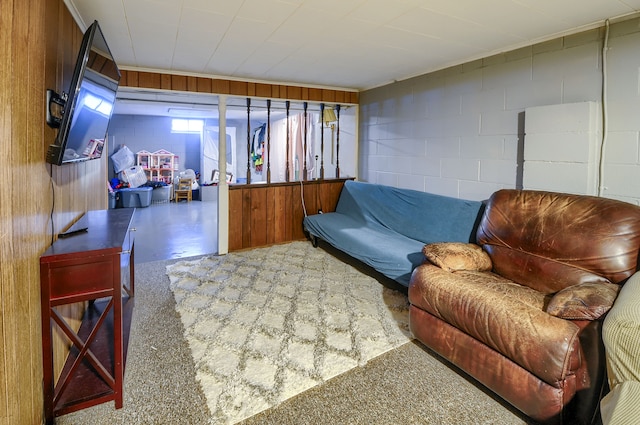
[303,180,484,286]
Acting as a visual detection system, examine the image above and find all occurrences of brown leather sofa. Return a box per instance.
[409,189,640,424]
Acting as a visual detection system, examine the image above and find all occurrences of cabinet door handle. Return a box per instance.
[130,228,137,232]
[122,250,132,254]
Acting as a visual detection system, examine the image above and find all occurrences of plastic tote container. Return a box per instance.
[119,166,148,188]
[108,191,118,209]
[151,186,171,204]
[118,187,153,208]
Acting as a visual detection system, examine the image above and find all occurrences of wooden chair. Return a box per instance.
[174,178,192,202]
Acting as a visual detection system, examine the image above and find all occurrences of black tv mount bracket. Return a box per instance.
[46,89,67,129]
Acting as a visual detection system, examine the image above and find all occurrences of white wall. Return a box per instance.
[359,17,640,205]
[523,102,601,195]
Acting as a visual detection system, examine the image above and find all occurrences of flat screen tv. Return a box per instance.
[46,20,120,165]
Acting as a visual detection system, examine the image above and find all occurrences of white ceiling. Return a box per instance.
[65,0,640,116]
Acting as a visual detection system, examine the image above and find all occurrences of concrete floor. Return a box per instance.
[131,199,218,263]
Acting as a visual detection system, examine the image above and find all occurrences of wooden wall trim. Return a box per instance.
[120,70,359,105]
[228,178,351,251]
[227,178,351,191]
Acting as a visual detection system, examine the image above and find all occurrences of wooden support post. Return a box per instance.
[320,103,325,180]
[246,98,252,184]
[266,99,271,184]
[303,102,308,181]
[335,104,341,178]
[285,101,290,182]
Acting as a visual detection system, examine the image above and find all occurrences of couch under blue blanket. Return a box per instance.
[303,180,484,286]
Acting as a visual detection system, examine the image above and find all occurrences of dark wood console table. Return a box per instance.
[40,208,136,424]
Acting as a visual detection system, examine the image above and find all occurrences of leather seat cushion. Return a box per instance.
[409,263,582,386]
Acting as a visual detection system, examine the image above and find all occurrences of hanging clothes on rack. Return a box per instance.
[289,114,302,181]
[286,113,317,181]
[251,123,266,172]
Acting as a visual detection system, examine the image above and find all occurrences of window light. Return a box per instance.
[172,119,204,133]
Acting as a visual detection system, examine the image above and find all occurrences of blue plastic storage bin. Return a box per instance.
[118,187,153,208]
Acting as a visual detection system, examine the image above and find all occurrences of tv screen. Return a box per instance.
[46,20,120,165]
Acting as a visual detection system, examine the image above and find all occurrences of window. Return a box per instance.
[171,119,204,133]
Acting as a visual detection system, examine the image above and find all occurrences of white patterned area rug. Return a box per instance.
[166,241,411,424]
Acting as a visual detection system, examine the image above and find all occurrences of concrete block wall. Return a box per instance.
[359,16,640,205]
[107,114,202,180]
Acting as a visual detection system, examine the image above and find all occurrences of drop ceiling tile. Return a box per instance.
[183,0,243,15]
[388,8,523,51]
[515,0,635,25]
[129,24,177,68]
[131,54,173,70]
[174,26,222,50]
[418,0,566,40]
[111,50,137,68]
[317,15,378,47]
[236,0,300,22]
[205,41,256,76]
[268,5,336,44]
[128,22,177,47]
[173,39,217,72]
[123,0,182,26]
[347,0,421,24]
[71,0,126,28]
[266,51,322,81]
[359,24,457,63]
[225,16,282,42]
[619,0,640,8]
[179,6,234,31]
[301,0,366,13]
[235,41,299,77]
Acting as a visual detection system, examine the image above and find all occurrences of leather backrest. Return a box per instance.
[477,189,640,294]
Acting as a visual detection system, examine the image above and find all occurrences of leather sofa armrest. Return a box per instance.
[422,242,492,272]
[546,281,620,320]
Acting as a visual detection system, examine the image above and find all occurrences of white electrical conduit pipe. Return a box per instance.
[598,19,610,197]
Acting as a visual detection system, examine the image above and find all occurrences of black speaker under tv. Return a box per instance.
[46,20,120,166]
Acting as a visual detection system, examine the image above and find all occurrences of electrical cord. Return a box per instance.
[300,179,307,217]
[49,163,55,245]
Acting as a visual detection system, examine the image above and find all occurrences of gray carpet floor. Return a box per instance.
[56,255,530,425]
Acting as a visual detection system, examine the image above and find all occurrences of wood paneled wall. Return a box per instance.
[228,179,350,251]
[0,2,357,423]
[1,2,106,424]
[121,70,360,104]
